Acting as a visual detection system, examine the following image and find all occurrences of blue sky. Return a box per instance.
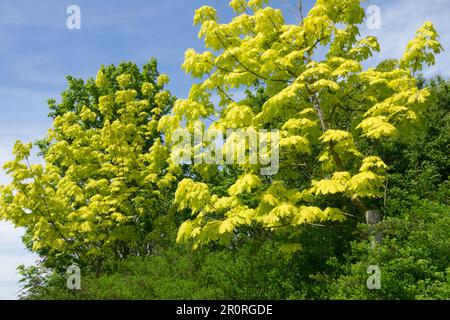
[0,0,449,299]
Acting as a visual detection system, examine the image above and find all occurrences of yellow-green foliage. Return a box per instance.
[0,61,176,264]
[158,0,442,251]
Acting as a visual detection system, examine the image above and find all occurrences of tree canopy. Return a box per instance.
[156,0,443,252]
[0,0,448,300]
[0,60,177,271]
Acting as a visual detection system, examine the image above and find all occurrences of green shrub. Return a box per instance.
[328,198,450,299]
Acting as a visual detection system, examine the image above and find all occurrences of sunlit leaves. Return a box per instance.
[401,22,443,73]
[0,60,175,263]
[168,0,442,254]
[228,173,261,196]
[193,6,217,26]
[175,179,211,214]
[357,116,397,139]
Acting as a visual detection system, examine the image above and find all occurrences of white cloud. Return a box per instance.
[0,223,37,300]
[362,0,450,77]
[0,253,36,282]
[0,281,22,300]
[0,223,25,247]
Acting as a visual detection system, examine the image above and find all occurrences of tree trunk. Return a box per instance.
[365,210,382,248]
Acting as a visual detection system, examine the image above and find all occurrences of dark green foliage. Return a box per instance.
[328,198,450,299]
[376,76,450,204]
[20,242,301,300]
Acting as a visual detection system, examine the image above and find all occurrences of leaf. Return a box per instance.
[279,243,302,255]
[357,116,397,139]
[219,219,235,234]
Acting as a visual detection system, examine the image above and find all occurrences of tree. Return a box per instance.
[157,0,443,251]
[0,60,178,272]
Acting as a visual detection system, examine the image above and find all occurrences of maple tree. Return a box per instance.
[156,0,443,252]
[0,60,177,270]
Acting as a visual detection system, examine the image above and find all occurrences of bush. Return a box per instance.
[328,198,450,299]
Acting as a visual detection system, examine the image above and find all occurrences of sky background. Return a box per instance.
[0,0,449,299]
